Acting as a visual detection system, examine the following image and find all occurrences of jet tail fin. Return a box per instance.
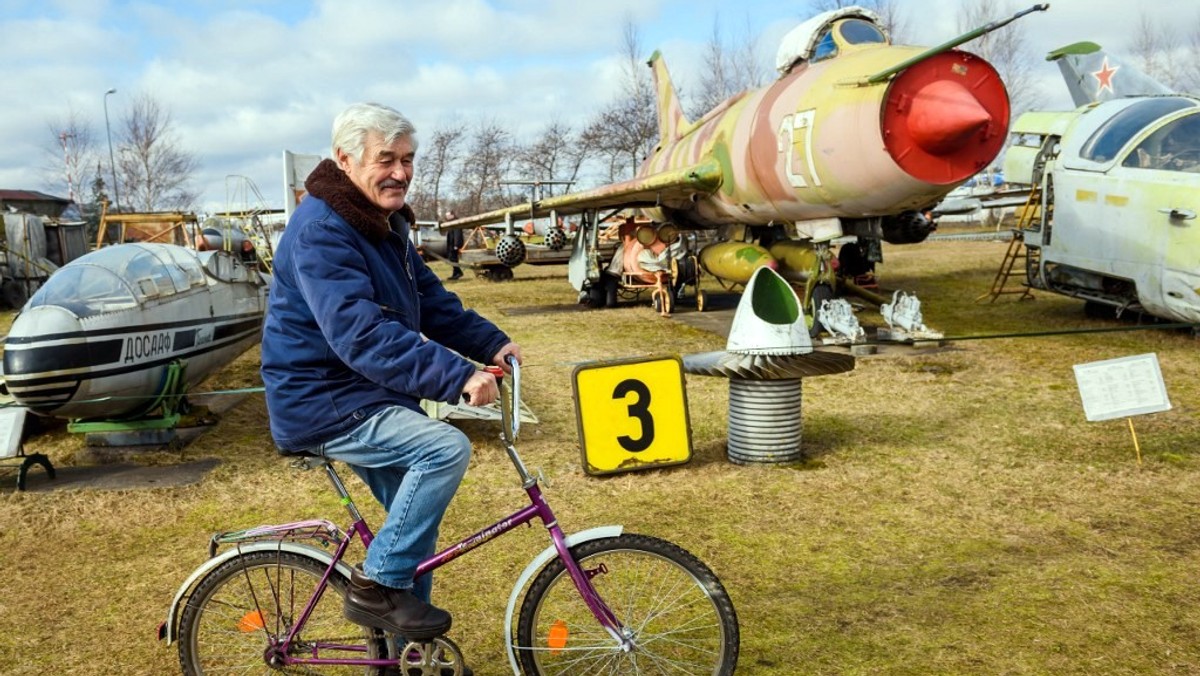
[1047,42,1173,107]
[648,50,690,148]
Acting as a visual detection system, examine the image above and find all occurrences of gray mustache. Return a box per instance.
[381,179,408,189]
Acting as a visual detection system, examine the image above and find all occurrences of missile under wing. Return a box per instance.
[1,243,269,420]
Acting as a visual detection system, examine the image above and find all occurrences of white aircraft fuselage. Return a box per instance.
[2,243,269,420]
[1006,96,1200,323]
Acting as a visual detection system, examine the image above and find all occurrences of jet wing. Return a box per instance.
[439,158,723,231]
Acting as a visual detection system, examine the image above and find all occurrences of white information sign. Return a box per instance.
[1073,353,1171,422]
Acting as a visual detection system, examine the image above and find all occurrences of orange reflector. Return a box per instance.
[547,619,569,654]
[237,610,266,632]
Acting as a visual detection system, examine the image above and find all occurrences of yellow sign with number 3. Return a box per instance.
[573,356,692,476]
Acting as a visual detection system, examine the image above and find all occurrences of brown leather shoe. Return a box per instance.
[343,567,451,640]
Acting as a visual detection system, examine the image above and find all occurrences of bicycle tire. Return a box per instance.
[178,550,387,675]
[515,533,739,675]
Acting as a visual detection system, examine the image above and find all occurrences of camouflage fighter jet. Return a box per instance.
[443,4,1047,323]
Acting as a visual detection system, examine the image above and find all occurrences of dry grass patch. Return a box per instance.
[1,244,1199,674]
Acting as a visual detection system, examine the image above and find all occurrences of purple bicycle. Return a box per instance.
[160,357,739,674]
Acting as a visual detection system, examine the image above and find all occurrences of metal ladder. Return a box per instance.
[977,182,1044,303]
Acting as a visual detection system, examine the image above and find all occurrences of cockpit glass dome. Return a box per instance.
[26,244,207,317]
[1081,97,1198,163]
[28,264,137,317]
[838,19,886,45]
[812,30,837,61]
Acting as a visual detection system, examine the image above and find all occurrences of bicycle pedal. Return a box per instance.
[397,635,467,676]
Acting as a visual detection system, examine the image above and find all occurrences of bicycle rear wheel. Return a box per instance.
[516,533,739,675]
[178,550,386,675]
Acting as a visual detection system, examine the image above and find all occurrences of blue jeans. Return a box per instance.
[317,405,471,603]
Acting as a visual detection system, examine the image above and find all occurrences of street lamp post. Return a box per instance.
[103,88,120,212]
[58,131,76,203]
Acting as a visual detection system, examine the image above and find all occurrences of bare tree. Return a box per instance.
[1188,16,1200,93]
[956,0,1042,116]
[453,120,514,215]
[585,17,658,182]
[691,21,732,119]
[409,119,467,220]
[1130,11,1186,91]
[116,94,199,211]
[868,0,910,44]
[688,15,767,120]
[515,120,592,198]
[42,107,99,204]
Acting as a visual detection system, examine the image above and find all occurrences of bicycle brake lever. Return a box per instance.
[463,366,505,405]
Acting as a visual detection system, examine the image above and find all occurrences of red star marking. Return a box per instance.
[1093,57,1119,97]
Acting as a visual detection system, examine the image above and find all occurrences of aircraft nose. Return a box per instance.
[881,51,1010,184]
[906,80,992,155]
[2,306,86,414]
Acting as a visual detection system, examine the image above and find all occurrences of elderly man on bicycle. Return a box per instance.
[261,102,520,663]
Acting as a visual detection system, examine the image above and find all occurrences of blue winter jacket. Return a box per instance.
[261,181,509,453]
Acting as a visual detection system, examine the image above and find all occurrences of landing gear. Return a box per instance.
[651,289,674,316]
[480,264,513,281]
[11,452,55,491]
[808,283,834,338]
[2,279,27,309]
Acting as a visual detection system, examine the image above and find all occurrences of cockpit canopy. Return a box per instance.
[27,243,206,317]
[1080,97,1198,163]
[776,6,889,75]
[1039,95,1200,178]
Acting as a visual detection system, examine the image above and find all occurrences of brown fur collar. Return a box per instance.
[304,158,415,244]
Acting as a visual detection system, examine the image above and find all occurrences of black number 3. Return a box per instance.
[614,379,654,452]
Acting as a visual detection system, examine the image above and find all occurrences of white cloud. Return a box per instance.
[1,0,1187,214]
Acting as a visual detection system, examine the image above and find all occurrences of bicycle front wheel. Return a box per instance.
[516,533,739,675]
[178,550,387,675]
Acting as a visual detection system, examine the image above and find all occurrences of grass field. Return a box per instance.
[1,237,1198,675]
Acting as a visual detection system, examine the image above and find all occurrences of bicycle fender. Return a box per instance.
[159,541,353,645]
[503,525,623,675]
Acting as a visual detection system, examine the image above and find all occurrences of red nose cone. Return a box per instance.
[907,80,993,155]
[881,51,1010,184]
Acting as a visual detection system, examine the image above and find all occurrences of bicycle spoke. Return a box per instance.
[517,534,738,675]
[178,551,384,675]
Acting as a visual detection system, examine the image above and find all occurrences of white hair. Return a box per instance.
[331,102,418,163]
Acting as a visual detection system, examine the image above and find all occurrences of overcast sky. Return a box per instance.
[1,0,1186,215]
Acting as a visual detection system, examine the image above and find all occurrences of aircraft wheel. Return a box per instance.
[1083,300,1118,319]
[654,289,673,316]
[696,290,707,313]
[585,283,606,309]
[2,280,27,309]
[604,277,618,307]
[808,284,834,338]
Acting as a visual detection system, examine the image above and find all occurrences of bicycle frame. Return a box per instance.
[165,358,629,673]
